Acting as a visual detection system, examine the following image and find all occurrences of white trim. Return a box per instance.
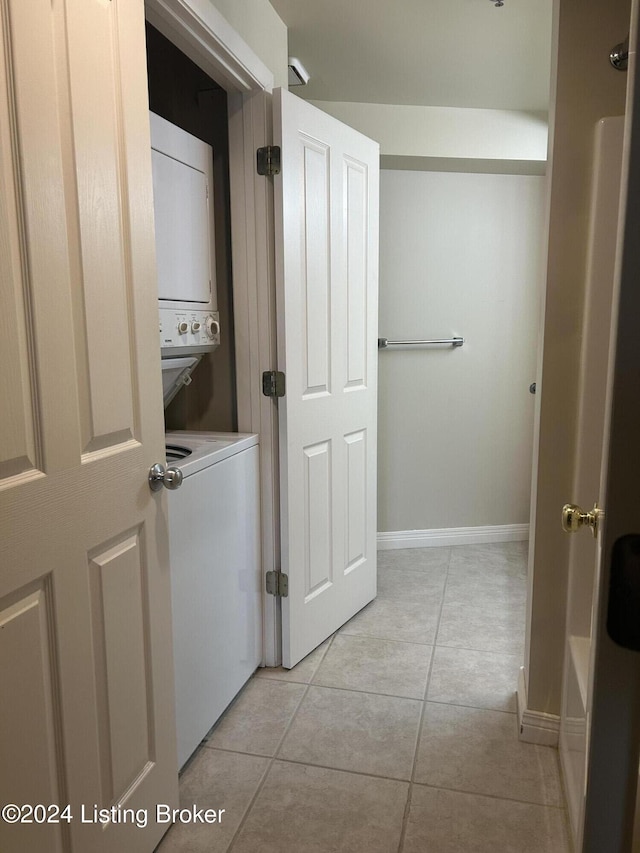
[517,666,560,746]
[145,0,274,94]
[228,90,280,667]
[376,523,529,550]
[559,736,582,845]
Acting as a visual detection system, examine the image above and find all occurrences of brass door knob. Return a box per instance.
[562,503,603,537]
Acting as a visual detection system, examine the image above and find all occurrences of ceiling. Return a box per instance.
[269,0,553,112]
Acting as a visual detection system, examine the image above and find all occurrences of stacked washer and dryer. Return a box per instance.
[150,112,261,770]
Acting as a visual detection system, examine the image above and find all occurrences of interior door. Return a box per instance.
[558,115,624,842]
[273,89,380,668]
[0,2,177,852]
[566,5,640,849]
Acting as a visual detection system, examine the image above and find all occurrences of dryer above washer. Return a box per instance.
[151,112,222,405]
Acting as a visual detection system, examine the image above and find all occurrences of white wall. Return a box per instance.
[310,101,548,171]
[208,0,288,88]
[378,169,545,534]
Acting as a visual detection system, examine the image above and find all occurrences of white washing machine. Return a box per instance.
[165,430,261,769]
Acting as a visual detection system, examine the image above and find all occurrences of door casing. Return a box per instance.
[145,0,282,665]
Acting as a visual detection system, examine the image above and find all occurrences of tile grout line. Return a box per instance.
[290,678,429,701]
[209,748,414,784]
[338,629,524,656]
[427,644,523,658]
[252,677,428,701]
[418,697,518,716]
[407,779,567,810]
[224,633,337,853]
[397,545,454,853]
[320,633,438,649]
[199,747,568,812]
[254,674,520,718]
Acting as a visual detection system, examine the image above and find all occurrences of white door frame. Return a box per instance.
[145,0,281,665]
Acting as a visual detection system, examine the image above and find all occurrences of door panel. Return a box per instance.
[0,587,65,853]
[0,0,80,479]
[304,441,332,598]
[345,429,367,571]
[274,89,379,668]
[0,1,177,851]
[301,139,331,396]
[0,117,38,479]
[344,158,368,389]
[89,531,153,802]
[66,0,136,454]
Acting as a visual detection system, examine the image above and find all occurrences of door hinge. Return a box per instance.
[257,145,281,176]
[266,571,289,597]
[262,370,286,398]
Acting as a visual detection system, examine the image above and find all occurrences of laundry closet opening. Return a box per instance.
[145,22,263,772]
[146,21,238,433]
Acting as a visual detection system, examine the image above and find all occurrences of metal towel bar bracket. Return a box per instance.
[378,337,464,349]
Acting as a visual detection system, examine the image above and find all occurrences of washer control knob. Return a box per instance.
[205,316,220,340]
[177,321,189,335]
[191,321,201,334]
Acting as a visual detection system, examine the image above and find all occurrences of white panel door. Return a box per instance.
[558,116,624,843]
[0,2,176,852]
[273,89,380,668]
[569,6,640,848]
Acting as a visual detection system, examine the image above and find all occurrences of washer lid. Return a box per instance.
[161,355,202,408]
[165,430,259,476]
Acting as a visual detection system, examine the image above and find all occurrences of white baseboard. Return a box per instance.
[376,524,529,550]
[517,666,560,747]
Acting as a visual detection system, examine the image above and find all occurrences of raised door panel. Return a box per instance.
[0,143,39,481]
[0,17,41,483]
[0,587,65,853]
[301,138,331,398]
[344,157,368,391]
[89,531,153,804]
[0,0,81,480]
[66,0,136,455]
[344,429,367,574]
[303,440,333,599]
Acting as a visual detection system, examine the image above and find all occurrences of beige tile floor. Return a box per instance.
[156,542,572,853]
